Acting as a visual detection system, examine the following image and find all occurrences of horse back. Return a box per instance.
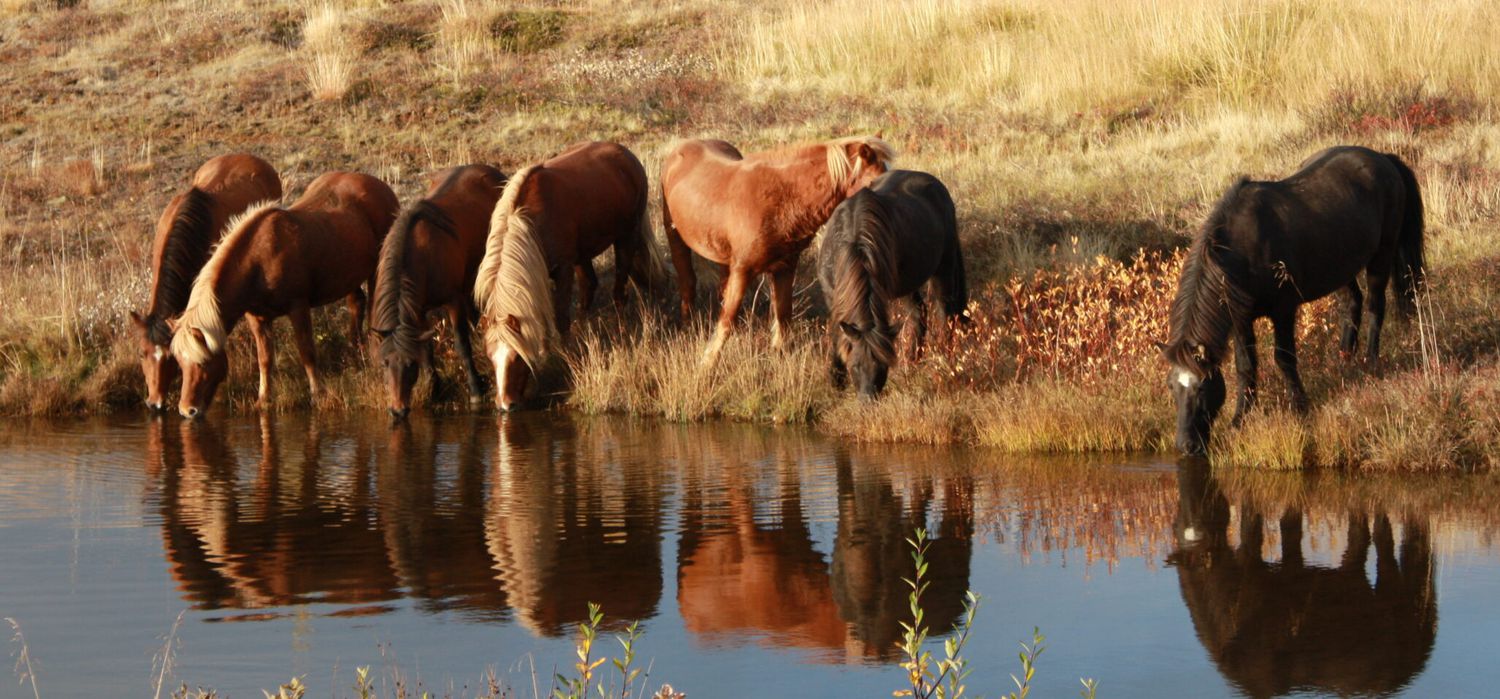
[193,153,283,218]
[868,170,959,296]
[424,164,508,285]
[526,142,648,261]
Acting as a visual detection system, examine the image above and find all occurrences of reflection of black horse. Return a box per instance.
[830,448,973,659]
[1170,459,1436,698]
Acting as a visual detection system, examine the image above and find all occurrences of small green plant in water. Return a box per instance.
[554,602,651,699]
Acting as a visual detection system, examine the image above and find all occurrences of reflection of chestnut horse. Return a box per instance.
[1170,459,1436,698]
[373,164,507,418]
[131,154,282,411]
[171,172,398,417]
[474,141,665,411]
[660,136,894,362]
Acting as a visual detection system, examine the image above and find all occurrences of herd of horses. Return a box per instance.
[130,139,1425,456]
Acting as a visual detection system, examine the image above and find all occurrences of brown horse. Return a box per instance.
[171,172,398,418]
[474,141,665,411]
[660,136,894,362]
[130,153,282,411]
[372,164,507,419]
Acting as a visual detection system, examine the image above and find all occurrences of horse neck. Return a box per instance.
[774,149,846,238]
[1167,239,1236,371]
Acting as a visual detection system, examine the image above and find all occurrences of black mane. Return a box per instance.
[1165,178,1254,375]
[145,187,216,345]
[374,200,456,362]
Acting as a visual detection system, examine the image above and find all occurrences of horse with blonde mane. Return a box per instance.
[373,164,507,419]
[130,153,281,411]
[474,141,664,411]
[171,171,398,418]
[660,135,894,363]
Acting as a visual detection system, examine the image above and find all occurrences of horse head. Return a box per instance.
[833,137,896,197]
[171,320,228,420]
[1161,342,1226,457]
[131,310,180,412]
[374,325,434,420]
[833,321,894,400]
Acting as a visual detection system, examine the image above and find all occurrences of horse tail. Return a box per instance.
[937,187,968,320]
[475,165,538,313]
[1387,153,1426,314]
[627,194,669,295]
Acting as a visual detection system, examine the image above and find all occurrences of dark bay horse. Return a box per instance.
[1162,146,1425,455]
[817,170,966,399]
[373,164,507,419]
[171,172,399,418]
[660,136,894,363]
[131,153,282,411]
[473,141,664,411]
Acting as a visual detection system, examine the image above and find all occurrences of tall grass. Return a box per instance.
[303,3,357,100]
[736,0,1500,113]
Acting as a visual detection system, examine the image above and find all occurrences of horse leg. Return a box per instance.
[770,267,795,351]
[1230,319,1258,426]
[704,267,749,364]
[449,303,485,405]
[289,304,321,401]
[247,315,275,408]
[553,266,576,337]
[1340,279,1363,359]
[906,288,928,363]
[1364,268,1391,368]
[1271,307,1309,414]
[576,262,598,314]
[346,287,368,356]
[666,227,697,322]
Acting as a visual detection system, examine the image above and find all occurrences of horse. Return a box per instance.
[171,171,399,418]
[372,164,507,419]
[817,170,966,399]
[1161,146,1425,455]
[130,153,282,411]
[473,141,665,411]
[660,135,895,363]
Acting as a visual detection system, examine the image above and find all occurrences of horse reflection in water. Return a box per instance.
[151,415,397,612]
[1170,459,1436,698]
[484,416,664,635]
[672,428,973,661]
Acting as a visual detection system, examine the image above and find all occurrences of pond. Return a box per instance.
[0,413,1497,698]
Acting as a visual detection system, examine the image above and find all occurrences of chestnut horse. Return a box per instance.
[373,164,507,419]
[171,172,399,418]
[473,141,664,411]
[660,135,894,363]
[818,170,967,399]
[131,153,282,411]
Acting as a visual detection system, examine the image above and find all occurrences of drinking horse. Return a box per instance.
[1162,146,1424,455]
[660,136,894,363]
[171,172,399,418]
[473,141,664,411]
[373,164,507,419]
[131,153,282,411]
[817,170,967,399]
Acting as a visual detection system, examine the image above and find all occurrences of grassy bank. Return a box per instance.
[1,0,1498,469]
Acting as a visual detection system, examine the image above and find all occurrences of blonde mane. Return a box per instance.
[825,136,896,189]
[170,199,279,366]
[474,165,558,369]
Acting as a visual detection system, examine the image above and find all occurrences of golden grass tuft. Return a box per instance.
[302,2,358,100]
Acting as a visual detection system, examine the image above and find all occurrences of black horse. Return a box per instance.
[1162,146,1425,455]
[817,169,967,399]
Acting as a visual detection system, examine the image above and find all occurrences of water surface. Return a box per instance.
[1,413,1497,698]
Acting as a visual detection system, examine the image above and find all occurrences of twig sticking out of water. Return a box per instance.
[5,617,40,699]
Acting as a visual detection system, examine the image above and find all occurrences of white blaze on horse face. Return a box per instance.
[1175,366,1199,389]
[153,346,165,362]
[1183,526,1201,543]
[492,343,515,403]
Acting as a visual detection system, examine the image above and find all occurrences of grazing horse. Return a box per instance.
[373,164,507,419]
[1162,146,1425,455]
[817,170,966,399]
[171,172,399,418]
[130,153,282,411]
[474,141,664,411]
[660,135,895,362]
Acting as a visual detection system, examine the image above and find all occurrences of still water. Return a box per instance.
[1,413,1497,698]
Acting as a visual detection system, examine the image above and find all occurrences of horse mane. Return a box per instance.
[474,165,558,370]
[830,192,898,365]
[825,136,896,189]
[146,187,217,345]
[1165,179,1255,374]
[374,200,455,361]
[171,200,280,366]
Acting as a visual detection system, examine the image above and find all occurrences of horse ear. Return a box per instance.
[505,314,522,333]
[189,327,206,344]
[1155,340,1169,356]
[417,327,437,342]
[129,310,146,329]
[839,321,861,339]
[165,316,179,333]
